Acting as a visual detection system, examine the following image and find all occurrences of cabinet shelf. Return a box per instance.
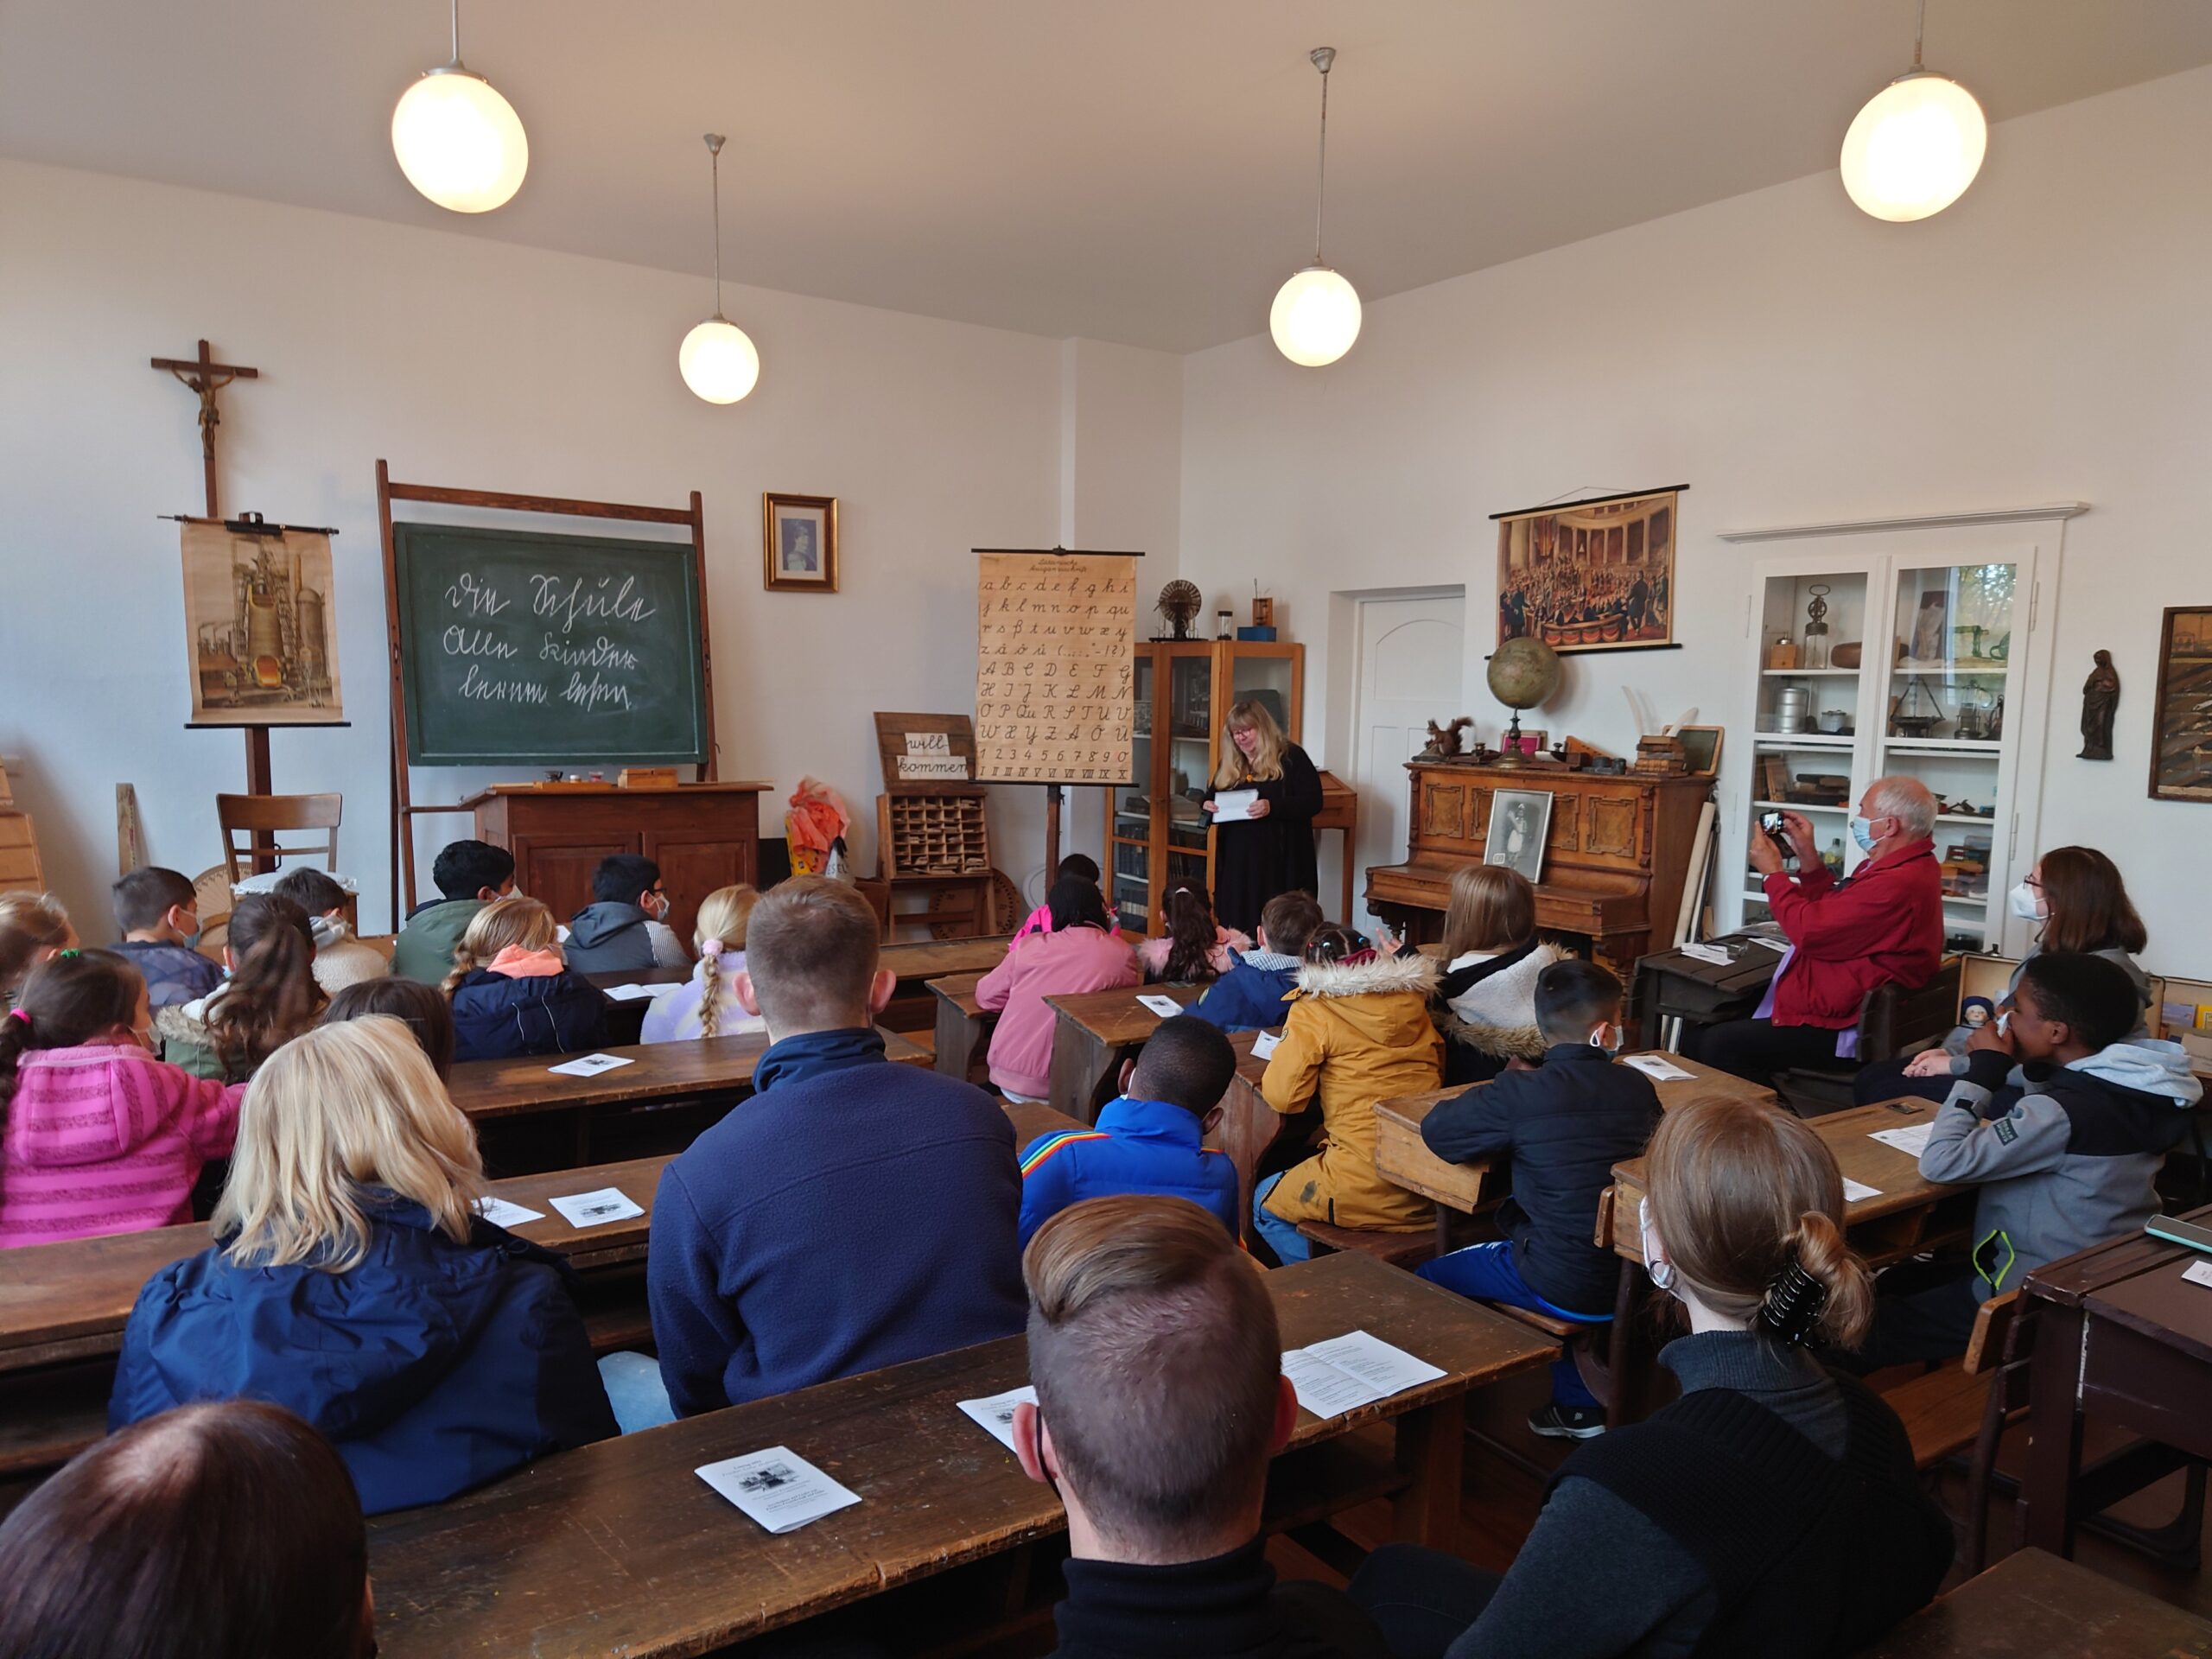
[1760,667,1861,677]
[1752,799,1847,813]
[1884,738,2001,755]
[1752,733,1854,749]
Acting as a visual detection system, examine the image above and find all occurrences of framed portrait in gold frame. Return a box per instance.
[762,493,839,593]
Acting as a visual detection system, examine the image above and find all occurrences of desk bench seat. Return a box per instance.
[1294,1219,1436,1272]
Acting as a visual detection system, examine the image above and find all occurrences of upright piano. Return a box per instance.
[1365,759,1712,976]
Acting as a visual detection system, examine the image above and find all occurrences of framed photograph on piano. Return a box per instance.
[1484,788,1552,884]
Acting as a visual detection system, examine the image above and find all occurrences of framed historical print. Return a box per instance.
[180,519,344,724]
[763,493,839,593]
[2148,606,2212,801]
[1676,723,1725,778]
[1484,787,1553,884]
[1492,485,1685,653]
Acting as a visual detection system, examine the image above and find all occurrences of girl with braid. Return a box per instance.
[643,885,766,1044]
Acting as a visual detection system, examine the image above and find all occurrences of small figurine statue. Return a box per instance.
[1421,716,1472,760]
[2079,649,2120,760]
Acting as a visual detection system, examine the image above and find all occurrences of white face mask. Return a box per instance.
[2007,880,2047,922]
[1589,1022,1624,1058]
[1639,1198,1676,1294]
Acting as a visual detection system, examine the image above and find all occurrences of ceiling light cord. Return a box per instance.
[449,0,462,69]
[1912,0,1926,70]
[1312,48,1333,266]
[706,133,728,321]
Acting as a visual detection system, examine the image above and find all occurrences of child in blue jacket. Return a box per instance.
[442,896,610,1063]
[1190,891,1322,1035]
[1018,1014,1242,1248]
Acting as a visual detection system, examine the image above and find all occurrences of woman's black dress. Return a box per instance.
[1209,743,1325,935]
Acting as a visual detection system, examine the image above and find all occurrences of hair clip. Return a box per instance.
[56,949,79,959]
[6,1008,29,1026]
[1758,1253,1830,1347]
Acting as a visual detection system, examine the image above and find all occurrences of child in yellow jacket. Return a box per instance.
[1252,926,1442,1262]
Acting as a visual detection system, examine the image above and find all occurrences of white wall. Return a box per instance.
[0,158,1182,934]
[1180,66,2212,973]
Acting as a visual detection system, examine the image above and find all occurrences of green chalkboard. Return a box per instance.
[391,523,709,766]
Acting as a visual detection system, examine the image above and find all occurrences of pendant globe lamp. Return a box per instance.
[1269,47,1361,367]
[1840,0,1986,222]
[391,0,529,213]
[678,134,760,405]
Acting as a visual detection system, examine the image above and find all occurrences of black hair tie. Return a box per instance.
[1758,1254,1829,1348]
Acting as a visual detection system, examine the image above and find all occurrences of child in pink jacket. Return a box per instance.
[0,950,244,1249]
[977,876,1139,1102]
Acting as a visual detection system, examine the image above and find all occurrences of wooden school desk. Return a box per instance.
[927,970,993,1082]
[1599,1096,1971,1423]
[1626,935,1783,1048]
[1859,1546,2212,1657]
[1370,1053,1778,1255]
[2019,1203,2212,1558]
[1044,982,1203,1121]
[448,1027,928,1166]
[880,932,1012,1031]
[365,1251,1558,1658]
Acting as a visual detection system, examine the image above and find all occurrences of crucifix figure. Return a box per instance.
[151,339,259,517]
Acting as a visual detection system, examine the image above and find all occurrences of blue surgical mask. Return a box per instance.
[1849,816,1877,853]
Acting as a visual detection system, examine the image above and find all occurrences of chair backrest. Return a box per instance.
[1962,1288,2020,1376]
[1860,956,1964,1060]
[216,792,342,885]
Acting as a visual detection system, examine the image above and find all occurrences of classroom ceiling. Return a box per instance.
[5,1,2210,353]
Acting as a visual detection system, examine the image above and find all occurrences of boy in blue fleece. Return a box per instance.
[108,867,222,1009]
[1852,951,2202,1369]
[1190,890,1322,1035]
[645,877,1025,1420]
[1019,1014,1242,1248]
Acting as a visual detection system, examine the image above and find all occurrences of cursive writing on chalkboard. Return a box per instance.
[459,664,550,703]
[531,574,658,635]
[539,635,642,671]
[446,573,511,616]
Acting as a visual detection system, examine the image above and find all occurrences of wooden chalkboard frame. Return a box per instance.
[377,461,717,918]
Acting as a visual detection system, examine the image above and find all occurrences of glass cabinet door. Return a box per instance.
[1165,651,1215,921]
[1872,557,2024,949]
[1744,568,1871,925]
[1113,652,1156,929]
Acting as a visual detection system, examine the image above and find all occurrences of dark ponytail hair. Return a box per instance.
[0,950,145,1122]
[1159,886,1224,985]
[1302,923,1369,968]
[1046,874,1112,934]
[207,895,325,1076]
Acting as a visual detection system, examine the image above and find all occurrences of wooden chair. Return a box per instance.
[1883,1289,2023,1573]
[1774,957,1963,1117]
[217,792,341,885]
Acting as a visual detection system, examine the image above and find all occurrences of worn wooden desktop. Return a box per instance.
[365,1250,1557,1657]
[1368,1053,1777,1252]
[448,1027,927,1165]
[1627,935,1783,1049]
[1859,1546,2212,1657]
[927,970,994,1083]
[2019,1204,2212,1558]
[1044,982,1204,1122]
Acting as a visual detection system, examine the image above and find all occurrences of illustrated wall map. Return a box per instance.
[975,552,1137,784]
[180,520,343,725]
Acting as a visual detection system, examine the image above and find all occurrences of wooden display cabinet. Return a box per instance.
[1111,639,1304,937]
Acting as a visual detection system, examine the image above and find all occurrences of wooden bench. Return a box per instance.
[365,1251,1558,1657]
[1293,1219,1436,1271]
[1858,1545,2212,1656]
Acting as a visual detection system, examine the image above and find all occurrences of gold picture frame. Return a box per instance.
[763,493,839,593]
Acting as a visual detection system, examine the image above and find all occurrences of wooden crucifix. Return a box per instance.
[151,339,258,518]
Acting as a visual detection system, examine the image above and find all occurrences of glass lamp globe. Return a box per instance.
[1840,71,1986,222]
[679,317,760,404]
[391,68,529,213]
[1270,264,1362,366]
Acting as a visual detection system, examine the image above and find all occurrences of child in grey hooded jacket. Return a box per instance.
[1853,953,2200,1369]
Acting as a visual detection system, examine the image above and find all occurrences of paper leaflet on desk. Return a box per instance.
[603,982,683,1002]
[474,1196,546,1228]
[2183,1261,2212,1290]
[1618,1053,1694,1082]
[549,1052,633,1077]
[957,1385,1039,1452]
[1212,788,1261,823]
[548,1187,644,1228]
[1138,995,1185,1019]
[1251,1030,1281,1061]
[1679,943,1734,966]
[696,1446,861,1534]
[1840,1178,1881,1203]
[1868,1122,1934,1159]
[1281,1330,1446,1420]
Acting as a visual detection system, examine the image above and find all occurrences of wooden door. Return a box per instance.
[515,835,637,931]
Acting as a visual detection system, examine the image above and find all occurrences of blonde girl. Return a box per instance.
[642,884,766,1043]
[0,892,74,1006]
[1433,864,1567,1079]
[110,1016,616,1514]
[442,895,611,1062]
[1202,697,1325,937]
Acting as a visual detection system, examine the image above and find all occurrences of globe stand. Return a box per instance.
[1493,708,1532,769]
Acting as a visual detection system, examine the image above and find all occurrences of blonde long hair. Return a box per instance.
[692,884,760,1039]
[216,1016,485,1271]
[0,892,73,994]
[440,895,558,995]
[1644,1096,1873,1348]
[1211,698,1287,790]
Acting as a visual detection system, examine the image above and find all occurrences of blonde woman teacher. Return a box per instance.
[1203,699,1324,937]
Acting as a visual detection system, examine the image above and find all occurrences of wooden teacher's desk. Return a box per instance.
[2020,1204,2212,1558]
[365,1251,1556,1657]
[462,780,770,944]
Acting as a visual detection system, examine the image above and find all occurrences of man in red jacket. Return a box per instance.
[1688,777,1944,1087]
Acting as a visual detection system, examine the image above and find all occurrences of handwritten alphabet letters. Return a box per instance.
[975,553,1136,783]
